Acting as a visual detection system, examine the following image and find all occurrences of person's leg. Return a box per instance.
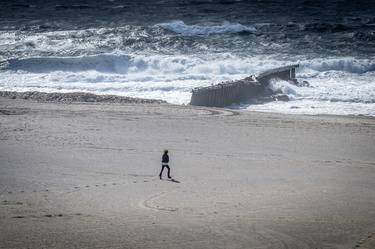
[159,165,165,179]
[166,165,171,178]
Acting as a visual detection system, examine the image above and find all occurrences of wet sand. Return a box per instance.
[0,96,374,249]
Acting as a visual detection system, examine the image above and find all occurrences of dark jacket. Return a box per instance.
[162,153,169,163]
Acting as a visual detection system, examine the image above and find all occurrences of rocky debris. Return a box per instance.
[298,80,310,87]
[272,94,290,102]
[0,91,166,104]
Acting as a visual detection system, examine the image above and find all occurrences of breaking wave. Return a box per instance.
[1,55,131,74]
[156,20,256,35]
[267,76,375,104]
[1,53,374,113]
[4,55,373,77]
[0,53,258,76]
[300,58,375,74]
[268,79,298,99]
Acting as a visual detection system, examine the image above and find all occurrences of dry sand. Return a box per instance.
[0,96,375,249]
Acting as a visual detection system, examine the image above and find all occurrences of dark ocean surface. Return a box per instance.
[1,0,374,115]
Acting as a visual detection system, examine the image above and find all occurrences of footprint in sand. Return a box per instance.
[44,214,63,218]
[12,214,65,219]
[2,201,23,206]
[12,215,25,219]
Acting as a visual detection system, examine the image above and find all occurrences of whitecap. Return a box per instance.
[299,58,375,74]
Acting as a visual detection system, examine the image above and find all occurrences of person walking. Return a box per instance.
[159,150,171,179]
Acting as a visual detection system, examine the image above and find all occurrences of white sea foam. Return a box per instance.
[1,53,269,77]
[268,79,298,99]
[0,53,265,104]
[292,58,375,106]
[156,20,256,35]
[0,53,374,115]
[245,99,375,116]
[299,58,375,75]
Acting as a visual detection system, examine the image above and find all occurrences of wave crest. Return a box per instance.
[268,79,298,97]
[1,54,131,74]
[300,58,375,74]
[0,53,257,76]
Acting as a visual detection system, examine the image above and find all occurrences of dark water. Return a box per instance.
[2,0,375,56]
[1,0,375,115]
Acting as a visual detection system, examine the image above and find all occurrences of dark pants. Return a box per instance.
[159,164,171,178]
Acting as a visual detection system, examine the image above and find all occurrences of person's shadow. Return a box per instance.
[162,178,180,183]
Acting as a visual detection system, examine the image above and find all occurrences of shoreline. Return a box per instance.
[1,90,374,120]
[0,90,166,104]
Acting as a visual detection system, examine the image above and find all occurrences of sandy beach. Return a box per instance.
[0,95,375,249]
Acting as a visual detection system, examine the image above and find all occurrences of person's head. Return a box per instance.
[164,149,168,154]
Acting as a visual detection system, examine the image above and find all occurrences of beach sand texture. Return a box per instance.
[0,97,375,249]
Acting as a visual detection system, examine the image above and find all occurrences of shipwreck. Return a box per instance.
[190,64,299,107]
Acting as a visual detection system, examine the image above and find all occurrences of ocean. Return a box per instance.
[1,0,374,115]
